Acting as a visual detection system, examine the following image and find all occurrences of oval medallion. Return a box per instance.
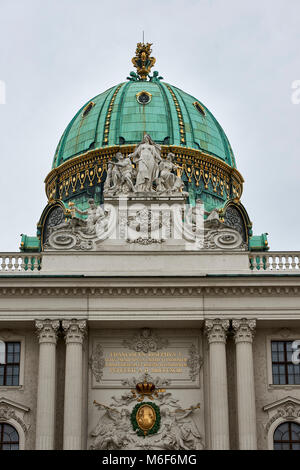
[136,404,156,433]
[131,402,161,437]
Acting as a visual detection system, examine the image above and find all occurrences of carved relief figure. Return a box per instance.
[91,388,202,450]
[155,405,202,450]
[90,404,133,450]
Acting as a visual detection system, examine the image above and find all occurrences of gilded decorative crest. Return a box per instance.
[132,43,156,81]
[131,402,161,437]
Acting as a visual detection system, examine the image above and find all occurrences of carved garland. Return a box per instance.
[187,344,203,381]
[89,344,105,382]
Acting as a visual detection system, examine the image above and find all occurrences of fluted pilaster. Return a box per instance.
[205,319,230,450]
[35,319,60,450]
[232,318,257,450]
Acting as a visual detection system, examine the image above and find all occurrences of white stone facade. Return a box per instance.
[0,249,300,449]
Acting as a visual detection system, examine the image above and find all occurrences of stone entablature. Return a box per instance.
[1,251,300,275]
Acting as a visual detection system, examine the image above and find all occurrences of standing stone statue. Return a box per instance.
[130,134,162,192]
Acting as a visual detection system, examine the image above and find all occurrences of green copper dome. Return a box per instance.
[20,43,270,254]
[52,80,236,169]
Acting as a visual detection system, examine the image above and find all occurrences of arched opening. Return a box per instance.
[274,421,300,450]
[0,423,19,450]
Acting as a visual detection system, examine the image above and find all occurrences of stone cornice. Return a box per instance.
[0,283,300,297]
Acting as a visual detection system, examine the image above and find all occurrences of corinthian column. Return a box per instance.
[35,319,60,450]
[62,319,87,450]
[232,319,257,450]
[205,319,230,450]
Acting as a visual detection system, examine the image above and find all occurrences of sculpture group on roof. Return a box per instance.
[104,134,185,196]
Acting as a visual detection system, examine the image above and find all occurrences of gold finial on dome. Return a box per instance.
[131,42,156,81]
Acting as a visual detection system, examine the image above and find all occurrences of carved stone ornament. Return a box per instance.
[62,319,87,344]
[89,343,105,382]
[0,400,30,434]
[184,203,247,251]
[122,328,169,353]
[204,228,246,250]
[186,344,203,381]
[223,205,246,242]
[232,318,256,343]
[46,199,111,251]
[264,398,300,432]
[43,206,65,245]
[35,319,60,344]
[127,237,165,245]
[205,319,230,344]
[90,384,203,450]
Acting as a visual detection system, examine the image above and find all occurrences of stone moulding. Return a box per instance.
[0,284,300,297]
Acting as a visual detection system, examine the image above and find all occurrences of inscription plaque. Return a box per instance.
[90,330,202,389]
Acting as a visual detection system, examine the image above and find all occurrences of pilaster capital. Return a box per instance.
[232,318,256,344]
[35,319,60,344]
[205,319,230,344]
[62,319,87,345]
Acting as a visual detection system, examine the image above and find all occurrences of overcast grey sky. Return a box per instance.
[0,0,299,252]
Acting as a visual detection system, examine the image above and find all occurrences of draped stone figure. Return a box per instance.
[129,134,162,192]
[156,152,184,193]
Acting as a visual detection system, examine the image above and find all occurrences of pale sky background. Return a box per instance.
[0,0,299,252]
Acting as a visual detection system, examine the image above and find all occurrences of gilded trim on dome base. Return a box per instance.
[45,145,244,204]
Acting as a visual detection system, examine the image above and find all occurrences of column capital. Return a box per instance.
[62,319,87,344]
[35,319,60,344]
[232,318,256,344]
[205,319,230,344]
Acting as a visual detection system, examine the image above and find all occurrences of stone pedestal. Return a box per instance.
[205,319,230,450]
[233,319,257,450]
[35,319,60,450]
[62,319,87,450]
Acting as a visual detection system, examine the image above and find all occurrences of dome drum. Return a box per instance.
[45,144,244,213]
